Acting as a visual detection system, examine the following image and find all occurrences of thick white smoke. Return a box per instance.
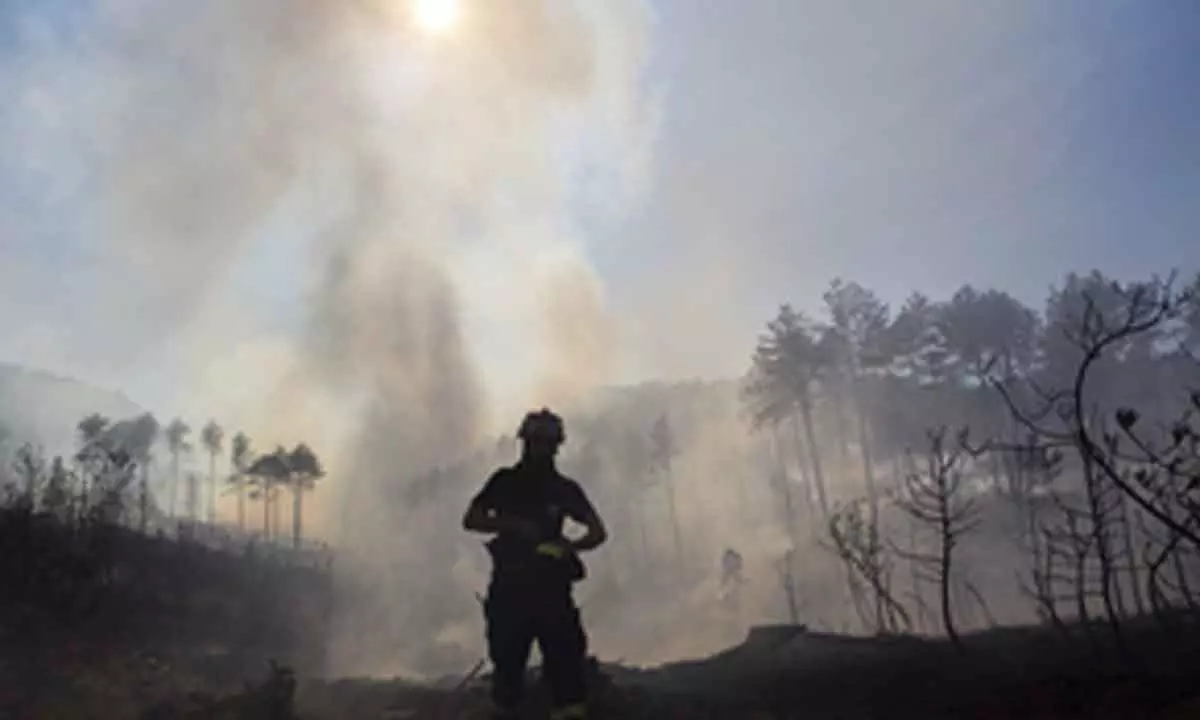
[1,0,657,674]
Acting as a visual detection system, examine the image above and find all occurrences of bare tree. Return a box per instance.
[974,275,1200,662]
[998,279,1200,548]
[1042,493,1099,630]
[775,548,802,625]
[991,436,1071,632]
[993,278,1200,628]
[892,428,979,647]
[1134,504,1198,624]
[826,499,911,634]
[1116,400,1200,620]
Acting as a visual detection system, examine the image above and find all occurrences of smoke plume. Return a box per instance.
[1,0,655,673]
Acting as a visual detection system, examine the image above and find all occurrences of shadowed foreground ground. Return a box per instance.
[117,617,1200,719]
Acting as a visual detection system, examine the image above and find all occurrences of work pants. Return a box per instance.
[484,577,588,719]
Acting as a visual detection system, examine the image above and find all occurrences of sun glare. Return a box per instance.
[412,0,461,35]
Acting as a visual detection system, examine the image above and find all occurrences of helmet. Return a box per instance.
[517,407,566,445]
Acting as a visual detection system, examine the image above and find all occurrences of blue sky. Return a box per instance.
[1,0,1199,407]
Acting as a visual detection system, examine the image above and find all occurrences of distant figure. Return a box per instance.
[719,547,745,610]
[462,408,608,720]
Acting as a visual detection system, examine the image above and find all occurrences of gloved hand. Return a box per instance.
[535,539,587,582]
[535,539,573,560]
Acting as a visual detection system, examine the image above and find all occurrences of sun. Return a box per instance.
[412,0,462,35]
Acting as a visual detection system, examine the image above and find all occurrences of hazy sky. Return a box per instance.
[1,0,1198,424]
[613,0,1200,378]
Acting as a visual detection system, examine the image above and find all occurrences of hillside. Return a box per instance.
[113,620,1200,719]
[4,498,1200,718]
[0,506,331,719]
[0,363,144,451]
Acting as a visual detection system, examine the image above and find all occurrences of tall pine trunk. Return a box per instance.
[796,399,829,520]
[292,480,303,550]
[770,428,799,546]
[263,485,271,540]
[663,466,684,570]
[236,476,245,531]
[784,419,814,526]
[833,385,850,471]
[905,478,925,630]
[77,461,90,525]
[139,461,149,533]
[186,471,198,522]
[169,452,179,520]
[854,382,878,526]
[208,451,217,524]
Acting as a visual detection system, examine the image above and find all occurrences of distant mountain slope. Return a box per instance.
[0,362,144,452]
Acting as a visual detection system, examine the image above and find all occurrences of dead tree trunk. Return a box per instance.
[894,428,978,649]
[827,500,911,635]
[1079,450,1125,636]
[1116,492,1146,615]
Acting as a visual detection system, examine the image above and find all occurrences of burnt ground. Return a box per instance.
[5,513,1200,719]
[13,616,1200,719]
[293,619,1200,720]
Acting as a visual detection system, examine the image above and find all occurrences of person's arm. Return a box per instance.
[462,502,539,537]
[462,471,539,538]
[561,480,608,553]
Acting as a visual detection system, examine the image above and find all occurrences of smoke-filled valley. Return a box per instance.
[3,1,1200,718]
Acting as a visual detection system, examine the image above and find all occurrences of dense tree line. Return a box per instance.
[1,412,325,550]
[743,268,1200,642]
[5,266,1199,666]
[743,271,1199,523]
[0,417,335,687]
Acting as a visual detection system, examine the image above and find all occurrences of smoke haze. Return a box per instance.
[1,0,657,673]
[3,0,1200,679]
